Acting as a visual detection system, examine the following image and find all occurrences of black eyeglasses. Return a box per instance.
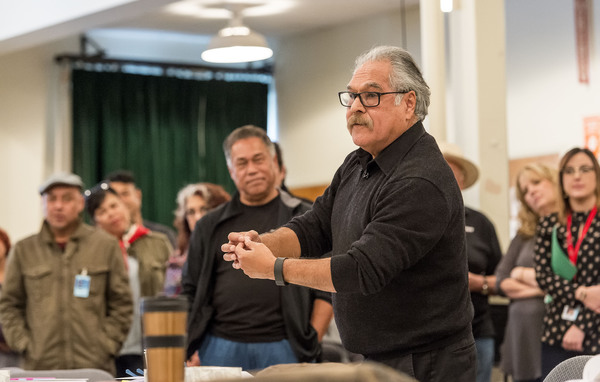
[338,91,408,107]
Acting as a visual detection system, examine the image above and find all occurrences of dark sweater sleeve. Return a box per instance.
[285,169,339,259]
[331,177,452,295]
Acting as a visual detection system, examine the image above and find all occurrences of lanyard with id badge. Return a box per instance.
[74,268,91,298]
[552,207,598,322]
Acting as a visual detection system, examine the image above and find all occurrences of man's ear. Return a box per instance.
[404,90,417,114]
[136,188,142,202]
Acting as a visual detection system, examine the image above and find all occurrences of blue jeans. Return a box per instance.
[197,333,298,371]
[475,337,494,382]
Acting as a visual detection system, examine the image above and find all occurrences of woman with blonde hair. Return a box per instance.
[534,147,600,378]
[496,163,558,382]
[164,183,230,296]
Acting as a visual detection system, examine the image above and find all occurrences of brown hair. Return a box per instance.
[515,163,558,237]
[173,183,231,253]
[557,147,600,224]
[0,228,11,256]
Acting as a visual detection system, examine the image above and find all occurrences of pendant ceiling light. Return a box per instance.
[201,7,273,63]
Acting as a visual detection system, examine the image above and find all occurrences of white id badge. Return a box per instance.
[74,272,91,298]
[561,306,580,321]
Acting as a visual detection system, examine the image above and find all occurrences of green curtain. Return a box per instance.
[72,69,268,227]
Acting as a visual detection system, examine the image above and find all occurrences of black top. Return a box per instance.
[464,207,502,338]
[535,211,600,353]
[211,197,285,342]
[285,121,473,357]
[182,190,329,361]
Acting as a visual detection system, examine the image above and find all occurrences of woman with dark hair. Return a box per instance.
[0,228,19,367]
[534,147,600,378]
[496,163,558,382]
[164,183,230,296]
[85,183,171,377]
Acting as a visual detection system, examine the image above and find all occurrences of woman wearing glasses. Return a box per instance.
[496,163,558,382]
[534,147,600,378]
[164,183,230,296]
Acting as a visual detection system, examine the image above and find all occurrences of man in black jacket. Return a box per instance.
[223,46,476,381]
[182,125,332,370]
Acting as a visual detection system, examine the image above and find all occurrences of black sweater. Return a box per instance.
[286,122,473,357]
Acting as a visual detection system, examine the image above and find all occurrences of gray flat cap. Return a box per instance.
[39,172,84,195]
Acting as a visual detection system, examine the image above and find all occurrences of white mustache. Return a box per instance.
[347,114,373,130]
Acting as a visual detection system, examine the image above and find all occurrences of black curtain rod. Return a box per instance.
[54,54,274,75]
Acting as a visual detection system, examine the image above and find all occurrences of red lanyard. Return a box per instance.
[566,206,598,265]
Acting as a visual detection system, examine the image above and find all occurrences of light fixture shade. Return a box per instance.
[202,25,273,63]
[440,0,453,12]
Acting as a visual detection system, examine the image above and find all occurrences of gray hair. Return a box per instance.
[173,182,230,222]
[223,125,275,167]
[174,183,210,222]
[354,45,431,121]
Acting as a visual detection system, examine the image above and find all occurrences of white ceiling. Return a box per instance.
[0,0,419,57]
[113,0,419,37]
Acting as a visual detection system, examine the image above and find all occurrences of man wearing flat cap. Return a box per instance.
[439,142,502,382]
[0,172,133,375]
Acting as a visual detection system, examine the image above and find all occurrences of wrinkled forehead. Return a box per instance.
[348,61,392,91]
[231,137,272,159]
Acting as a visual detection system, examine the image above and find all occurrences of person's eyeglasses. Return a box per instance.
[562,166,595,176]
[185,206,210,217]
[338,91,408,108]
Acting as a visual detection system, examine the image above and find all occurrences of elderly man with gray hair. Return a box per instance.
[223,46,476,381]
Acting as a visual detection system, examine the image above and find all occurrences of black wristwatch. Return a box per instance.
[274,257,288,286]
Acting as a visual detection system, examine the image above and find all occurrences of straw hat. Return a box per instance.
[438,141,480,189]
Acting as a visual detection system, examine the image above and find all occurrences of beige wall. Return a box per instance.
[0,37,78,242]
[275,7,421,189]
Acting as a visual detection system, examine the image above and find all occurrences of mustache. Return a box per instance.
[347,114,373,129]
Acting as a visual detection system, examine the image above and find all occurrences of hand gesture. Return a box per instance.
[223,236,276,279]
[222,231,261,267]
